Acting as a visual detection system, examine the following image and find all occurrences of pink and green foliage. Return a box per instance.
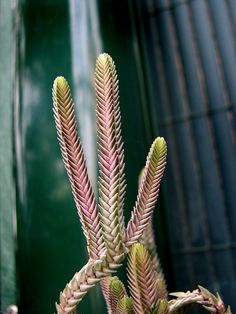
[53,53,167,314]
[103,276,129,313]
[127,243,163,313]
[52,53,230,314]
[102,236,231,314]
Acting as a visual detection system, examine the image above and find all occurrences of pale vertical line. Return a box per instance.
[69,0,103,192]
[87,0,103,56]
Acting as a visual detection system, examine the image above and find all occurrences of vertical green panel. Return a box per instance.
[0,0,16,311]
[15,1,96,313]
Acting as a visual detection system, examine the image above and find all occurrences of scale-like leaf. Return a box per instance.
[126,138,167,246]
[100,276,127,314]
[100,277,113,314]
[116,296,134,314]
[95,54,126,259]
[127,243,160,313]
[169,287,230,313]
[108,276,128,313]
[53,56,168,314]
[55,258,110,314]
[53,77,105,260]
[140,221,167,299]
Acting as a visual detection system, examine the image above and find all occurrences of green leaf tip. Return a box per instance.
[125,136,167,246]
[53,76,67,89]
[130,242,145,257]
[95,50,126,259]
[116,296,133,314]
[107,276,128,313]
[151,137,167,158]
[153,299,169,314]
[127,243,162,313]
[108,276,125,293]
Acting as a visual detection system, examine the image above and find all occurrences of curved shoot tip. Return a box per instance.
[130,242,143,251]
[53,76,67,88]
[151,137,167,162]
[152,137,167,151]
[116,296,133,314]
[125,136,167,246]
[96,52,113,65]
[129,243,147,261]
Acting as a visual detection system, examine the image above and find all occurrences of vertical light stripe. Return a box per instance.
[0,0,16,310]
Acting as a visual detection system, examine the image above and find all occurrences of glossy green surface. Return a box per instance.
[0,0,16,311]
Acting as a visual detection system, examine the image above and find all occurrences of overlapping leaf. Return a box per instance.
[95,54,126,260]
[52,54,167,314]
[140,221,167,299]
[126,138,167,247]
[116,296,134,314]
[127,243,160,313]
[169,286,231,314]
[108,276,128,313]
[53,77,104,260]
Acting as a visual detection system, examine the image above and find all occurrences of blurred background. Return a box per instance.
[1,0,236,313]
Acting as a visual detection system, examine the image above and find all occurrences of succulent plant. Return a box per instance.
[52,53,230,314]
[52,53,167,314]
[100,238,231,314]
